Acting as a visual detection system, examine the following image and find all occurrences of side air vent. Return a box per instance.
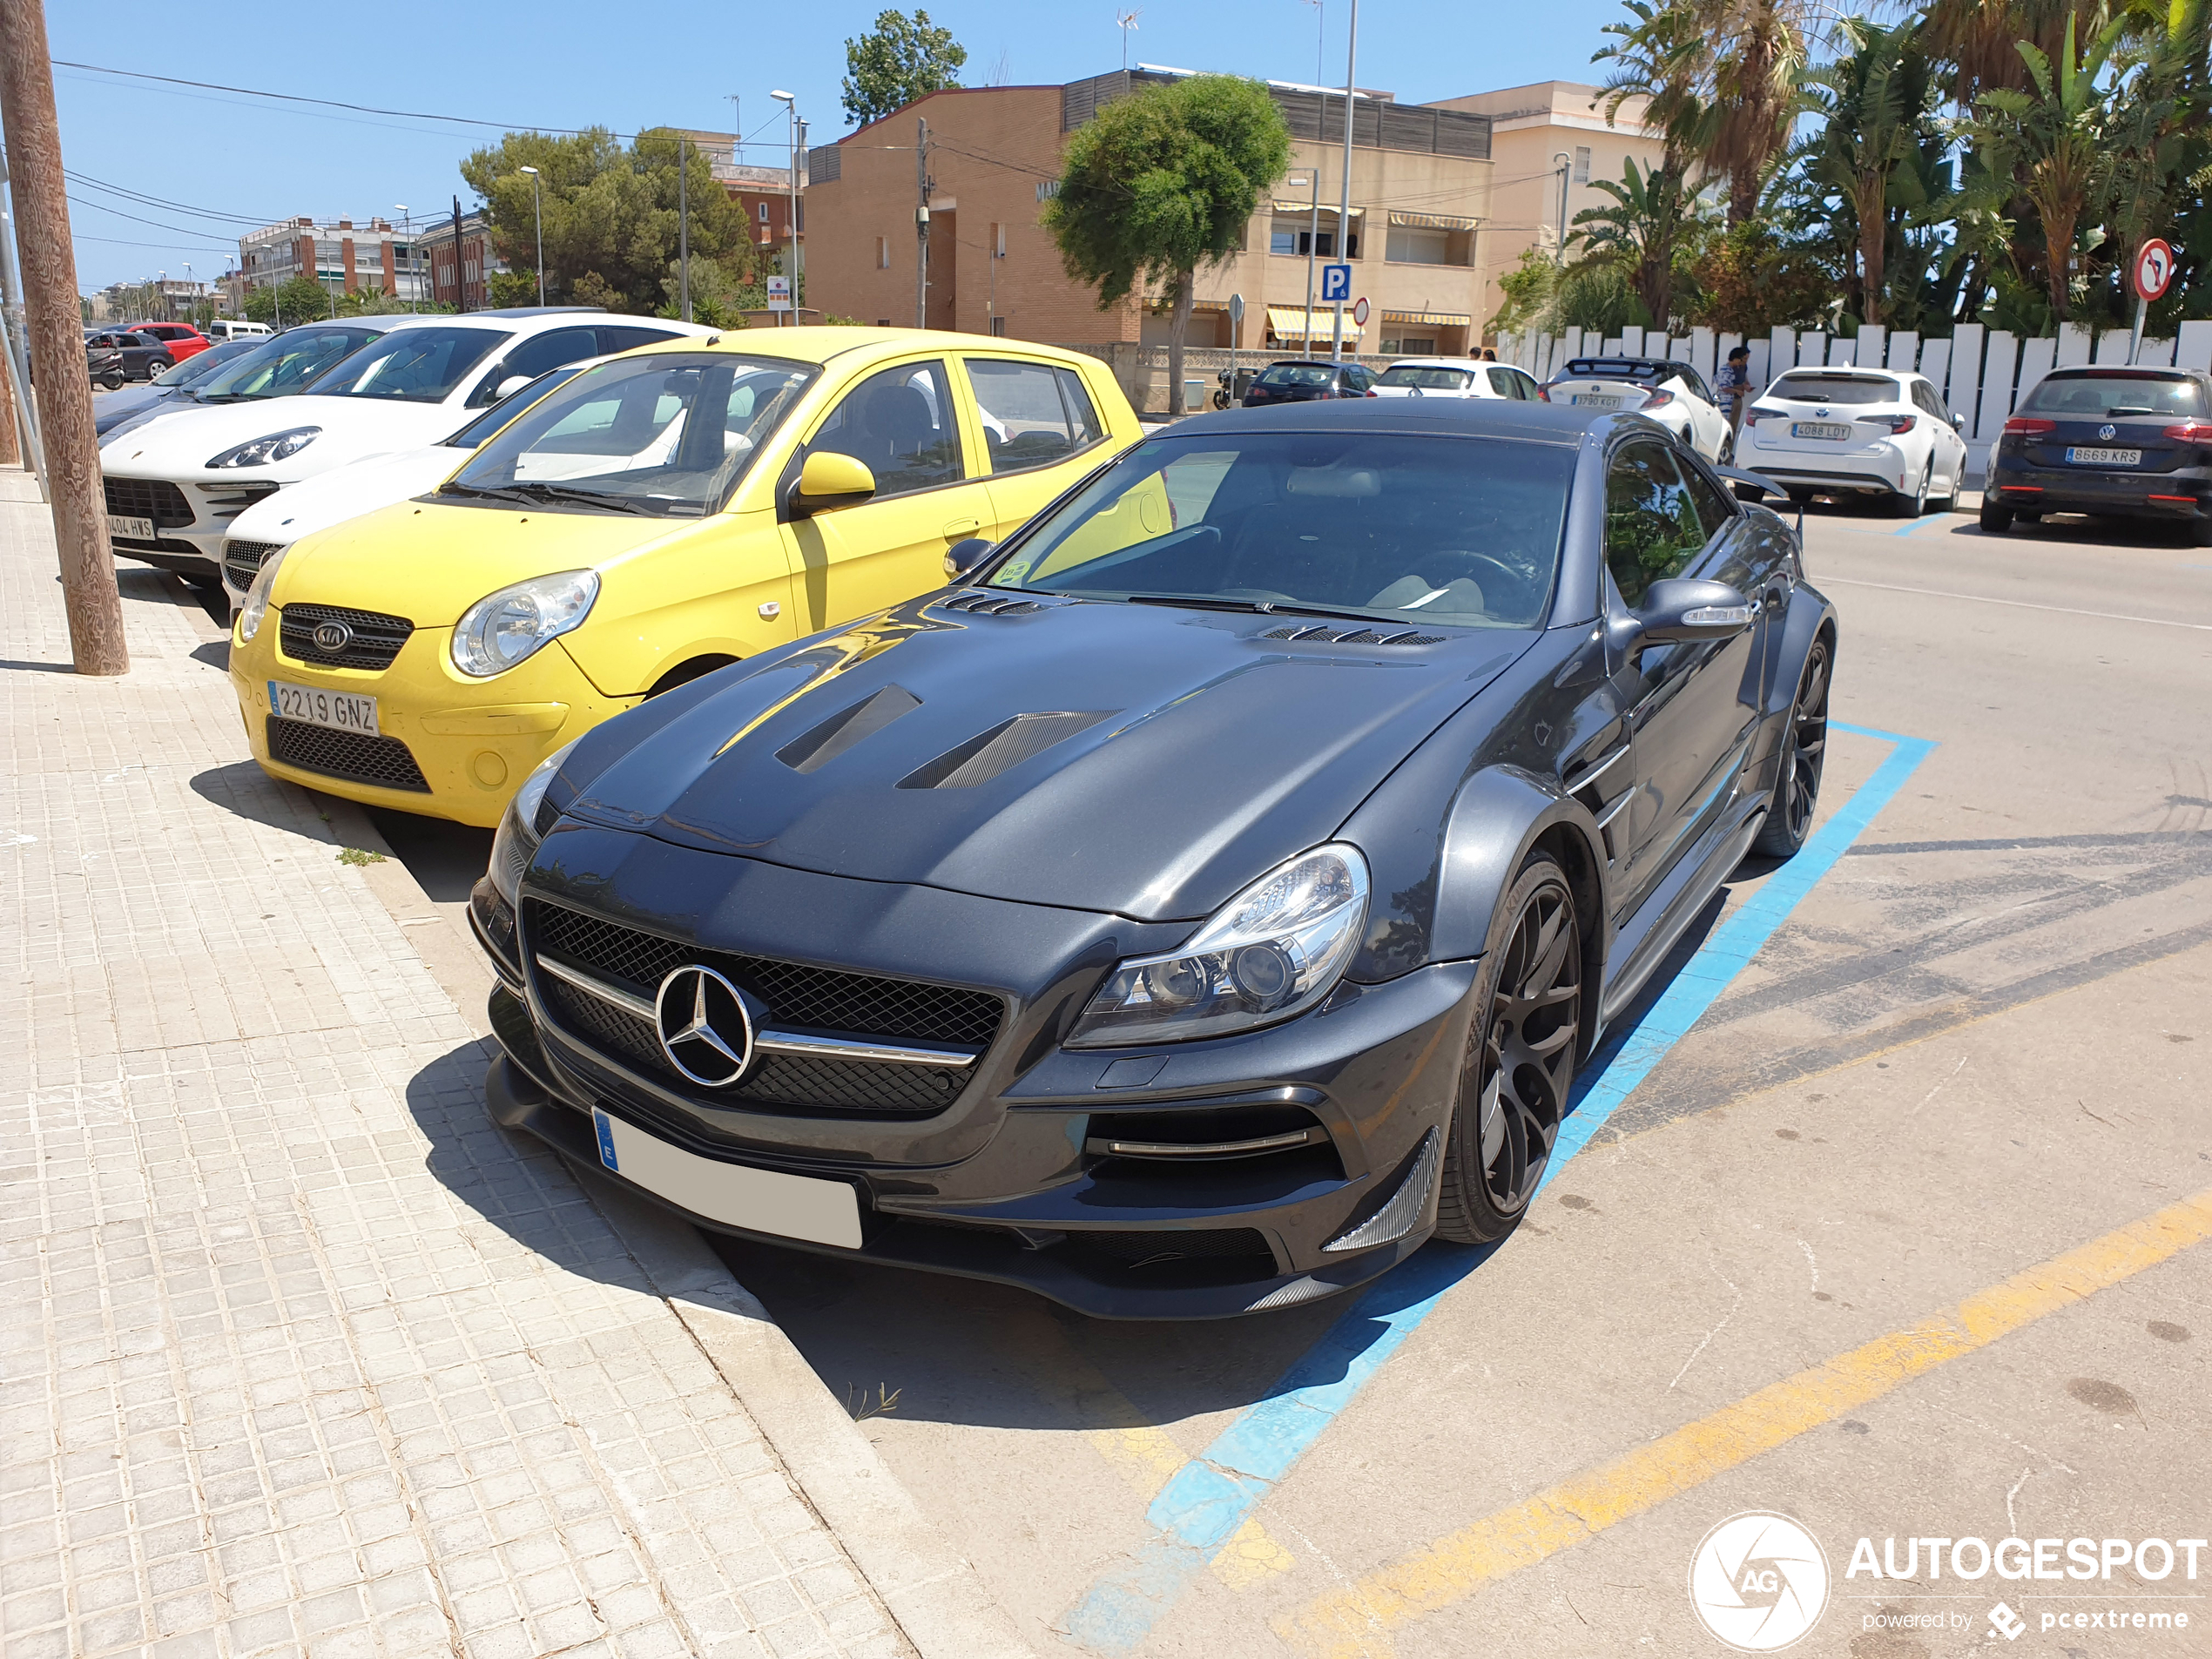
[941,592,1046,616]
[898,710,1114,790]
[776,685,921,773]
[1085,1104,1327,1161]
[1261,624,1446,646]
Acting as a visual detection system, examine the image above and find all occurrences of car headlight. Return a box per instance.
[489,738,581,907]
[236,547,287,642]
[1067,844,1370,1048]
[451,570,600,678]
[206,427,320,468]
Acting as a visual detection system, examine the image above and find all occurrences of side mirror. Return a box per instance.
[942,536,995,580]
[496,374,533,401]
[788,450,877,518]
[1634,578,1756,646]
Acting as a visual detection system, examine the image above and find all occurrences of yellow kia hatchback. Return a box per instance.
[228,329,1142,826]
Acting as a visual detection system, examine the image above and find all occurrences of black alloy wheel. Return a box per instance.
[1436,854,1581,1244]
[1754,637,1830,859]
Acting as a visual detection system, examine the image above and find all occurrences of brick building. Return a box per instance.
[236,216,428,305]
[677,132,806,276]
[414,211,506,311]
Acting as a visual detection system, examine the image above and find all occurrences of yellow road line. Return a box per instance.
[1275,1184,2212,1659]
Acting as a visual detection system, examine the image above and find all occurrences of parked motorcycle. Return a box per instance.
[1212,366,1258,410]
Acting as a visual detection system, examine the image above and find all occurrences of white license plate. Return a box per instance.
[2067,447,2141,466]
[592,1107,864,1248]
[268,679,379,736]
[1792,421,1853,442]
[1574,395,1624,408]
[108,514,154,542]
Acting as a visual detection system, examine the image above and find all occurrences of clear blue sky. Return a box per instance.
[55,0,1629,294]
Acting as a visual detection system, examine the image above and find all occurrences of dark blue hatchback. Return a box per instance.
[1984,367,2212,541]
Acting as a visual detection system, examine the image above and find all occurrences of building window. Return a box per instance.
[1385,226,1452,266]
[758,202,770,223]
[877,237,890,269]
[1574,147,1592,185]
[991,317,1008,336]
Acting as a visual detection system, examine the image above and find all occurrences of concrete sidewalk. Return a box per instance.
[0,479,1020,1659]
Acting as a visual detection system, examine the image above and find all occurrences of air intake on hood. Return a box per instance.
[941,591,1046,616]
[898,710,1116,790]
[776,685,921,774]
[1262,624,1446,645]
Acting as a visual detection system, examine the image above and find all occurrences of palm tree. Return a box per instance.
[1569,155,1702,324]
[1701,0,1824,225]
[1802,17,1942,324]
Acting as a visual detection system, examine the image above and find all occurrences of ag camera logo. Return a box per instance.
[1689,1512,1831,1650]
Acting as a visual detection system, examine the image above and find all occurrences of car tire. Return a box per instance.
[1718,430,1737,466]
[98,371,125,391]
[1434,853,1581,1245]
[1979,502,2013,533]
[1891,462,1930,517]
[1753,636,1830,860]
[2193,515,2212,548]
[2016,510,2043,523]
[1787,488,1816,505]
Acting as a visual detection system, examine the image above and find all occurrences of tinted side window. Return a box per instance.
[472,327,598,406]
[1604,442,1706,607]
[1487,368,1521,398]
[1055,368,1105,446]
[806,360,963,498]
[967,358,1082,475]
[597,324,681,354]
[1677,456,1736,544]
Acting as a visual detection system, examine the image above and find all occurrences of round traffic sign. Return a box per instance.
[2133,239,2176,302]
[1352,296,1371,327]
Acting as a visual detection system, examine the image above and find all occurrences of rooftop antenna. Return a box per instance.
[1303,0,1325,87]
[1116,9,1141,70]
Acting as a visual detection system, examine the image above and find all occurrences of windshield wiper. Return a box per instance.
[2105,406,2158,416]
[1123,593,1382,624]
[447,479,678,516]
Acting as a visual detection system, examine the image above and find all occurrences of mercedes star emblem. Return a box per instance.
[311,620,354,653]
[653,965,755,1087]
[2098,423,2117,441]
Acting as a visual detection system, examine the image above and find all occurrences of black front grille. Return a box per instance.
[530,903,1004,1049]
[538,979,969,1115]
[266,717,430,792]
[104,475,193,528]
[202,482,279,520]
[279,603,414,670]
[224,540,279,589]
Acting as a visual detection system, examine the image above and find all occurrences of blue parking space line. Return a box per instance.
[1055,723,1938,1656]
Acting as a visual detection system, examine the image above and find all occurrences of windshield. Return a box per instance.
[2020,374,2204,417]
[304,325,510,402]
[1770,374,1901,404]
[1257,364,1337,388]
[440,363,590,448]
[161,338,258,388]
[189,327,382,402]
[1378,366,1473,390]
[987,431,1571,630]
[442,352,814,517]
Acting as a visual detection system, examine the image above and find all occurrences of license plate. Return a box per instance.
[1792,422,1853,441]
[108,514,154,542]
[2066,446,2141,466]
[592,1107,864,1248]
[268,679,379,736]
[1575,395,1624,408]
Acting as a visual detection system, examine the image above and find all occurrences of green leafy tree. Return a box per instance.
[842,10,968,127]
[1683,222,1834,333]
[459,127,758,316]
[1568,154,1703,326]
[1487,245,1561,336]
[1800,18,1944,324]
[243,274,340,326]
[1044,75,1291,415]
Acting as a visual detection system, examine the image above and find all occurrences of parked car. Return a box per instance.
[104,312,707,583]
[84,329,174,384]
[1371,359,1541,401]
[461,395,1831,1317]
[1982,366,2212,543]
[1743,367,1970,516]
[94,337,266,437]
[219,360,597,606]
[132,322,212,367]
[1541,356,1732,462]
[101,321,401,580]
[226,329,1144,827]
[206,320,275,343]
[1239,359,1380,407]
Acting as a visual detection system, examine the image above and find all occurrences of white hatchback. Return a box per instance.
[1743,367,1970,516]
[1541,355,1734,462]
[100,310,715,581]
[1371,359,1542,401]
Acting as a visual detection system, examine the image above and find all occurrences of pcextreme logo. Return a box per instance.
[1689,1512,1832,1651]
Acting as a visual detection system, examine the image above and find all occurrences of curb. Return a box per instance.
[165,578,1038,1659]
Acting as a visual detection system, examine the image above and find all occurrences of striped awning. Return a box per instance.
[1389,211,1480,231]
[1264,306,1366,341]
[1270,199,1365,218]
[1380,309,1472,327]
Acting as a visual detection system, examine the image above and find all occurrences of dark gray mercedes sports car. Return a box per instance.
[470,398,1837,1318]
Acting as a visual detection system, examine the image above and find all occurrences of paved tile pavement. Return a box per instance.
[0,481,911,1659]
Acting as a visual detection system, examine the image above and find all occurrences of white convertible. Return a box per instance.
[100,310,714,582]
[1741,367,1971,516]
[1541,355,1734,462]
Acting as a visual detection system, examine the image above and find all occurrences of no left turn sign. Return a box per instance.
[2132,239,2176,302]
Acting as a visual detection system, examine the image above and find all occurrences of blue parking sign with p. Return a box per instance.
[1320,262,1352,303]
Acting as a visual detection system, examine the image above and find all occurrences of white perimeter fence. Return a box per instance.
[1497,319,2212,482]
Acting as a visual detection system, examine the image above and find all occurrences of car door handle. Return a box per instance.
[942,516,981,541]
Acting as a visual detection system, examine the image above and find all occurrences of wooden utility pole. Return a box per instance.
[0,0,126,674]
[914,118,929,329]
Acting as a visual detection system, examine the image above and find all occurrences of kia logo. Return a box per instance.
[311,621,353,653]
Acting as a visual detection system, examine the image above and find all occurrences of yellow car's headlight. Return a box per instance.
[451,570,599,678]
[237,547,287,642]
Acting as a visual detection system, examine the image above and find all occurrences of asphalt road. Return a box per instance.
[368,499,2212,1659]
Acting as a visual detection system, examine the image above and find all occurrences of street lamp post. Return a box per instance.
[772,91,799,327]
[395,205,414,311]
[1330,0,1358,362]
[1552,152,1571,269]
[519,166,545,306]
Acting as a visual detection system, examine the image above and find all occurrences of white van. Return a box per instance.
[206,320,273,342]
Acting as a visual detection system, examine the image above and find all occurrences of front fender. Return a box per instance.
[1428,765,1609,967]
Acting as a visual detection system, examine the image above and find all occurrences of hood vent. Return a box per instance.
[942,591,1047,616]
[898,710,1116,790]
[776,685,921,774]
[1263,624,1446,646]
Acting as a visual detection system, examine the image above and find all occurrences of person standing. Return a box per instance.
[1717,344,1753,429]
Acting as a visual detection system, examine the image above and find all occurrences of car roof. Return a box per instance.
[1551,355,1693,380]
[1157,394,1649,444]
[1774,366,1907,380]
[2040,364,2206,381]
[612,325,1116,373]
[1381,358,1483,370]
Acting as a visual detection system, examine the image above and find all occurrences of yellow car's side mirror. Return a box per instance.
[789,450,877,517]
